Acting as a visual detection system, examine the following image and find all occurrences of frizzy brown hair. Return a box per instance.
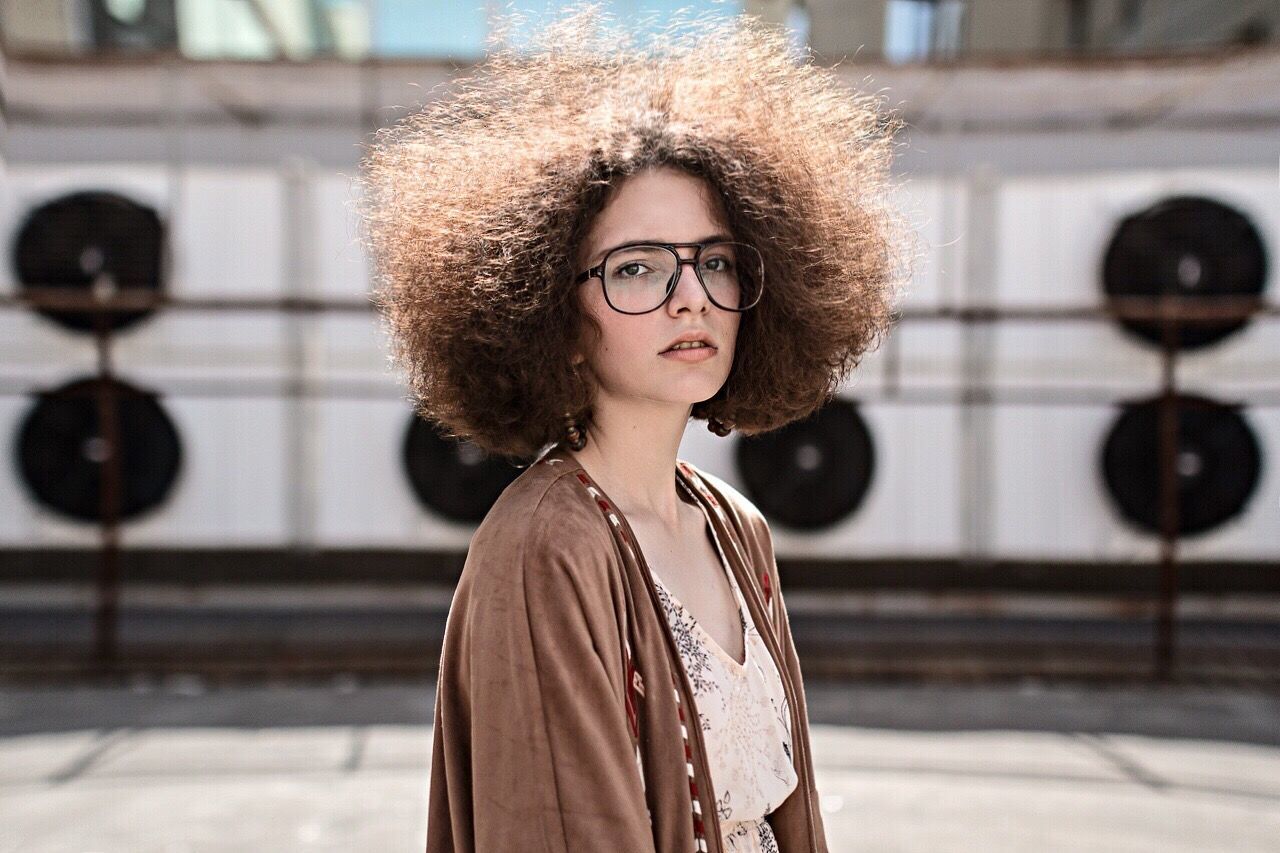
[353,3,916,464]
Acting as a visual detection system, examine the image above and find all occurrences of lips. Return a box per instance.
[659,332,717,353]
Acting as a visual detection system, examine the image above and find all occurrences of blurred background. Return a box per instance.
[1,1,1278,850]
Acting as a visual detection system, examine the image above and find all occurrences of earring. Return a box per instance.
[563,412,587,450]
[707,416,733,437]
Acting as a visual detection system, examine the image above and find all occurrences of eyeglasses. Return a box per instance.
[574,240,764,315]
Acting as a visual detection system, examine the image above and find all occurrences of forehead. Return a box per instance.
[581,168,729,263]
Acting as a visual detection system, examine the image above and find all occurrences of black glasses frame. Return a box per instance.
[573,240,764,315]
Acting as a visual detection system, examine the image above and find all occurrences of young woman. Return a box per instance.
[356,6,911,851]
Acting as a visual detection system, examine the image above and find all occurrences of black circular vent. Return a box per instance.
[15,377,182,523]
[89,0,179,52]
[1101,394,1262,537]
[14,190,166,333]
[734,398,875,531]
[1102,195,1267,349]
[403,416,523,523]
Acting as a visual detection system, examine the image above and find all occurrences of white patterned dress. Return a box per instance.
[650,477,799,853]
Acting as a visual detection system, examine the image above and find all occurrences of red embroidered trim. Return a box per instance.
[679,462,719,507]
[672,672,708,849]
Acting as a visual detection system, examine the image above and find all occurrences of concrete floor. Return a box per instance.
[2,677,1278,852]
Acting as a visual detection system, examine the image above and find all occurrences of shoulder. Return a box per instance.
[678,458,769,539]
[679,458,784,615]
[441,457,627,689]
[464,455,619,593]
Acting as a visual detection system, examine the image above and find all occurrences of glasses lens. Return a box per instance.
[699,242,763,312]
[603,245,676,313]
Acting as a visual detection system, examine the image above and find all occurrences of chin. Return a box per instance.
[673,379,730,404]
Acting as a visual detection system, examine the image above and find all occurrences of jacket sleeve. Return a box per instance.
[426,507,656,853]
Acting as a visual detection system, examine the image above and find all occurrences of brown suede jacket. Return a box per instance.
[425,440,829,852]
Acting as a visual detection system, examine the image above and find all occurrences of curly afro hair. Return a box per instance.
[354,2,917,464]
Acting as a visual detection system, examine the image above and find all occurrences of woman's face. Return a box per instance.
[573,166,741,414]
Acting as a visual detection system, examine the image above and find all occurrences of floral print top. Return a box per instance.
[649,477,799,853]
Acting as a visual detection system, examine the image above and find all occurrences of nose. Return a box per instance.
[667,251,709,314]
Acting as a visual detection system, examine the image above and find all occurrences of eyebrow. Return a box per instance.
[587,233,734,266]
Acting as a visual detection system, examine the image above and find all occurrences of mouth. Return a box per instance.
[659,331,718,354]
[659,342,718,361]
[660,341,715,353]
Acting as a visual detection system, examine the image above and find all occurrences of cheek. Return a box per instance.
[582,312,663,380]
[576,287,609,359]
[594,314,648,366]
[724,315,742,352]
[578,295,626,371]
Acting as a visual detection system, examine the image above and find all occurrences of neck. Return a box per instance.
[564,396,696,530]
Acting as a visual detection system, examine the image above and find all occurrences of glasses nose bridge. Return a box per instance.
[668,250,709,305]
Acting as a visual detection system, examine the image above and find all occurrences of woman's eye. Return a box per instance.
[702,257,732,272]
[618,263,648,277]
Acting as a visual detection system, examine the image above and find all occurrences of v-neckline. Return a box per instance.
[651,479,750,673]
